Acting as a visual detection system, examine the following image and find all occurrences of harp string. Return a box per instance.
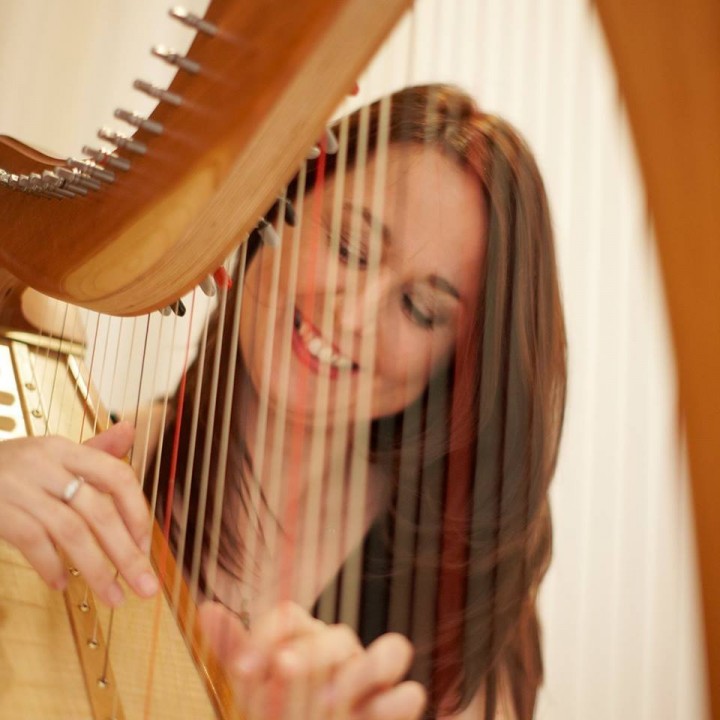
[204,243,249,623]
[186,268,231,624]
[313,107,368,626]
[143,294,199,718]
[242,197,289,618]
[302,119,350,615]
[171,303,212,611]
[339,95,393,630]
[266,179,310,612]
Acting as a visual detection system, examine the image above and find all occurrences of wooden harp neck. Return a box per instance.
[0,0,411,317]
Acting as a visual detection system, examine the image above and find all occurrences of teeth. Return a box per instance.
[307,337,324,355]
[295,312,354,370]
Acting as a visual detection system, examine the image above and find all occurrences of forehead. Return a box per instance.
[338,144,488,298]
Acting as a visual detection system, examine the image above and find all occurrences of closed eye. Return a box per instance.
[402,293,435,329]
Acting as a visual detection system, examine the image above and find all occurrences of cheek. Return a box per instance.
[374,324,434,386]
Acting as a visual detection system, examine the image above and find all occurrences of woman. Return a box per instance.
[0,84,566,719]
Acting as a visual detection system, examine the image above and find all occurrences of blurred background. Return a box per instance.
[0,1,709,717]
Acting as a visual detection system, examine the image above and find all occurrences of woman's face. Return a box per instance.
[240,144,487,426]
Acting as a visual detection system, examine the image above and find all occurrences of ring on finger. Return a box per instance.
[61,476,85,503]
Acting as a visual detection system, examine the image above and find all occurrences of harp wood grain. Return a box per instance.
[0,0,411,317]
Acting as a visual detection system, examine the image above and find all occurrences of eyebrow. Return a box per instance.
[347,202,463,302]
[428,275,462,301]
[344,202,392,246]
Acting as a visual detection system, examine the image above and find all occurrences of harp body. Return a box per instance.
[0,0,718,718]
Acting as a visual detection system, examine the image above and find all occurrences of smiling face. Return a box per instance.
[240,144,487,427]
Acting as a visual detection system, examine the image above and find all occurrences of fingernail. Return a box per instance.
[107,582,125,607]
[137,571,159,597]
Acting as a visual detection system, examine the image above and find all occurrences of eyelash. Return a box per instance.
[337,232,368,269]
[402,293,435,330]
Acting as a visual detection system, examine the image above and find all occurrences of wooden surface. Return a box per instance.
[595,0,720,715]
[0,0,411,316]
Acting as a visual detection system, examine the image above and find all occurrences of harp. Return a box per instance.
[0,0,718,719]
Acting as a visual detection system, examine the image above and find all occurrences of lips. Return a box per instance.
[292,309,359,376]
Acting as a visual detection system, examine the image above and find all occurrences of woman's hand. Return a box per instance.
[200,601,427,720]
[0,422,158,606]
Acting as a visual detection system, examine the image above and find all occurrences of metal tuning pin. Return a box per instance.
[171,299,186,317]
[98,128,147,155]
[258,218,281,248]
[67,158,115,184]
[152,45,201,74]
[56,167,97,193]
[199,275,217,297]
[27,173,52,198]
[114,109,164,135]
[42,170,76,198]
[5,173,21,190]
[133,79,183,107]
[324,128,339,155]
[283,198,297,227]
[82,146,131,172]
[169,6,218,36]
[158,300,186,317]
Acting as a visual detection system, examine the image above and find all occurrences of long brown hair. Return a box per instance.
[157,84,566,720]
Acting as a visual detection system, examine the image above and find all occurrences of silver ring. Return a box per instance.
[61,476,85,503]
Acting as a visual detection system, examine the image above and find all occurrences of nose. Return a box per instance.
[335,269,394,335]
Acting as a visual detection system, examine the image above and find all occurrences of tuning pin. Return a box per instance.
[258,219,280,248]
[41,170,74,198]
[114,109,164,135]
[98,128,147,155]
[283,198,297,227]
[171,299,186,317]
[199,275,217,297]
[56,167,96,192]
[67,158,115,184]
[82,146,131,171]
[133,79,183,107]
[152,45,201,74]
[324,128,339,155]
[169,6,218,36]
[159,300,186,317]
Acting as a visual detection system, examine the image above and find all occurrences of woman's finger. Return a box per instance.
[64,483,158,599]
[0,504,66,589]
[329,633,415,710]
[272,622,363,679]
[83,421,135,459]
[250,601,321,648]
[54,436,151,550]
[24,490,132,607]
[227,600,320,679]
[351,681,427,720]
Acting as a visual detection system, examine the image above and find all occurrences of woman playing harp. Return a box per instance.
[0,84,566,719]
